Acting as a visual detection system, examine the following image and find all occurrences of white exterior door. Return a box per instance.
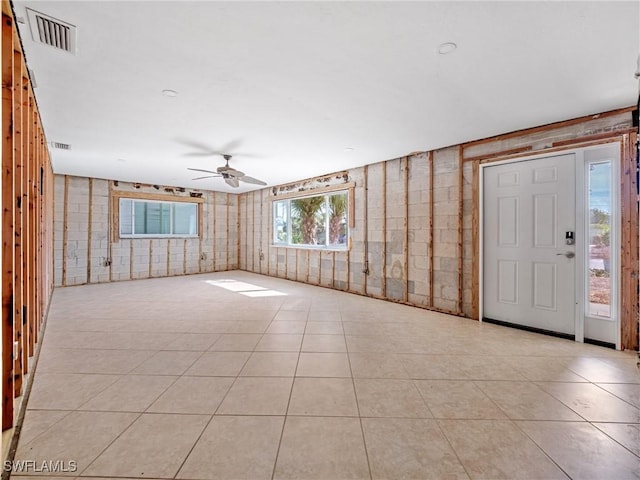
[483,154,576,336]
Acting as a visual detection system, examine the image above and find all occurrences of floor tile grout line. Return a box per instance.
[172,303,282,479]
[76,411,144,477]
[591,422,640,460]
[270,306,309,480]
[432,418,474,480]
[344,314,374,480]
[510,418,576,480]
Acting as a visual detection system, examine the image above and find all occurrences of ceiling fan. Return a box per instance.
[188,154,266,188]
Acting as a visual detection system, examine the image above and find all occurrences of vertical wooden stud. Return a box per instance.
[362,165,368,294]
[62,175,68,286]
[183,238,187,275]
[198,202,203,273]
[212,192,217,271]
[471,160,480,320]
[226,193,230,270]
[87,177,93,283]
[403,156,409,302]
[12,47,23,397]
[428,151,434,306]
[457,146,464,314]
[381,161,387,297]
[332,251,336,288]
[2,11,15,427]
[252,191,255,272]
[20,73,29,373]
[148,239,153,278]
[128,239,133,280]
[167,238,171,277]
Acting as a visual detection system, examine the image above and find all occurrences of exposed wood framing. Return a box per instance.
[252,191,255,272]
[285,245,288,279]
[457,146,464,314]
[552,129,637,148]
[110,190,204,203]
[87,178,93,283]
[2,10,15,427]
[428,151,434,306]
[463,106,636,148]
[62,175,68,285]
[27,96,36,349]
[108,182,114,281]
[348,186,355,228]
[259,190,263,274]
[471,160,480,320]
[165,240,169,276]
[12,46,23,396]
[332,251,336,288]
[129,239,133,279]
[236,196,240,269]
[2,2,53,431]
[362,165,368,294]
[183,239,187,275]
[267,193,271,275]
[403,156,409,302]
[346,248,350,292]
[22,77,31,360]
[463,146,533,163]
[306,250,310,284]
[20,70,29,371]
[381,162,387,297]
[212,192,217,271]
[620,132,639,350]
[270,181,356,200]
[198,202,203,273]
[226,193,230,270]
[148,239,153,278]
[270,170,349,195]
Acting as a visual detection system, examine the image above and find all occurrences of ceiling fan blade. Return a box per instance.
[174,137,217,152]
[225,177,240,188]
[239,175,267,186]
[187,168,218,174]
[227,169,245,177]
[218,139,244,154]
[183,152,216,157]
[192,175,220,180]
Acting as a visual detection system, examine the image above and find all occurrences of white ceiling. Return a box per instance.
[12,1,640,193]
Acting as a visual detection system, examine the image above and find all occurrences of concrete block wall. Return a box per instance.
[53,109,634,324]
[238,109,634,320]
[53,176,239,287]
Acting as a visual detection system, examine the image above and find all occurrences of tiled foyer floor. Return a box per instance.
[12,271,640,480]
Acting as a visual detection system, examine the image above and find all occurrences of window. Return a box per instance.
[587,161,612,318]
[273,191,348,248]
[119,198,198,237]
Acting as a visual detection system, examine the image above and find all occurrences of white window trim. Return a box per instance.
[119,197,199,238]
[272,190,349,250]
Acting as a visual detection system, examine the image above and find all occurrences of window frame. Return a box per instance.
[272,189,350,250]
[113,191,203,241]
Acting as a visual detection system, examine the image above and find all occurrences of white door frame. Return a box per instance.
[479,142,621,349]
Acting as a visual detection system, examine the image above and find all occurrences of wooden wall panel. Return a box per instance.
[2,1,54,432]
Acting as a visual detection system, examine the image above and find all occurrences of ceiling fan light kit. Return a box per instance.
[187,152,266,189]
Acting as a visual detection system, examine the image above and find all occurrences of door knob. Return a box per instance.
[556,251,575,259]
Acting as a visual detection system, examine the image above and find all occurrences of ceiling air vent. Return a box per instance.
[26,8,76,54]
[51,142,71,150]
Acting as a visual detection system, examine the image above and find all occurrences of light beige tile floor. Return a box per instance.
[10,271,640,480]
